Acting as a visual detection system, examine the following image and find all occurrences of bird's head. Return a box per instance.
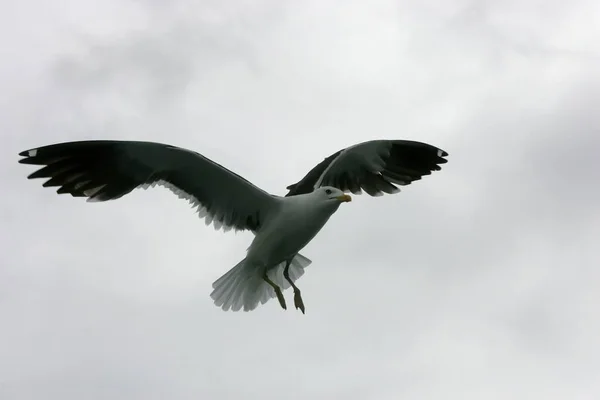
[318,186,352,203]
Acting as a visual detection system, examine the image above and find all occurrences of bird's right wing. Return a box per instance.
[285,140,448,197]
[19,140,278,233]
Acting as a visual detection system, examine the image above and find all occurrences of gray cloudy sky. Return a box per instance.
[1,0,599,399]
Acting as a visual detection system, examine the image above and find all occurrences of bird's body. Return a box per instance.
[246,189,345,267]
[212,188,350,312]
[18,138,448,313]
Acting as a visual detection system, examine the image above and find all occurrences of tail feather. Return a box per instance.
[210,254,312,312]
[266,255,308,291]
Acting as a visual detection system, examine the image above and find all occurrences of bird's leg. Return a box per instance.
[283,259,305,314]
[263,273,286,310]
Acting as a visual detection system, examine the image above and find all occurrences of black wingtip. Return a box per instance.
[19,146,40,156]
[18,148,38,162]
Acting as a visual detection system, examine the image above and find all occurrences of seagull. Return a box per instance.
[18,139,448,313]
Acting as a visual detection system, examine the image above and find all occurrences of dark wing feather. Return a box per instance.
[19,140,277,232]
[285,139,448,197]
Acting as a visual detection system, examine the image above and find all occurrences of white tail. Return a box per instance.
[210,254,312,312]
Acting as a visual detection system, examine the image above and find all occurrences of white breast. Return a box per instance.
[245,194,337,268]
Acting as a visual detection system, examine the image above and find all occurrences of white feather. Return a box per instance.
[210,253,312,312]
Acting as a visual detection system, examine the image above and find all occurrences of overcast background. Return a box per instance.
[1,0,599,399]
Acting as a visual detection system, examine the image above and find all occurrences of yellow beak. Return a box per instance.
[337,194,352,202]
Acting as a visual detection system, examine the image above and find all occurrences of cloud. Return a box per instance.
[1,0,599,399]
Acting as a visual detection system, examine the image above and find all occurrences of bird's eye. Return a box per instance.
[325,189,332,195]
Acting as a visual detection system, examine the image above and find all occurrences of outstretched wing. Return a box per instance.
[19,140,278,232]
[285,140,448,197]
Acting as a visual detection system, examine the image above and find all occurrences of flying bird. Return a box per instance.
[18,139,448,314]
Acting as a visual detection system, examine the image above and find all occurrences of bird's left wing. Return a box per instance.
[19,140,278,232]
[285,140,448,197]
